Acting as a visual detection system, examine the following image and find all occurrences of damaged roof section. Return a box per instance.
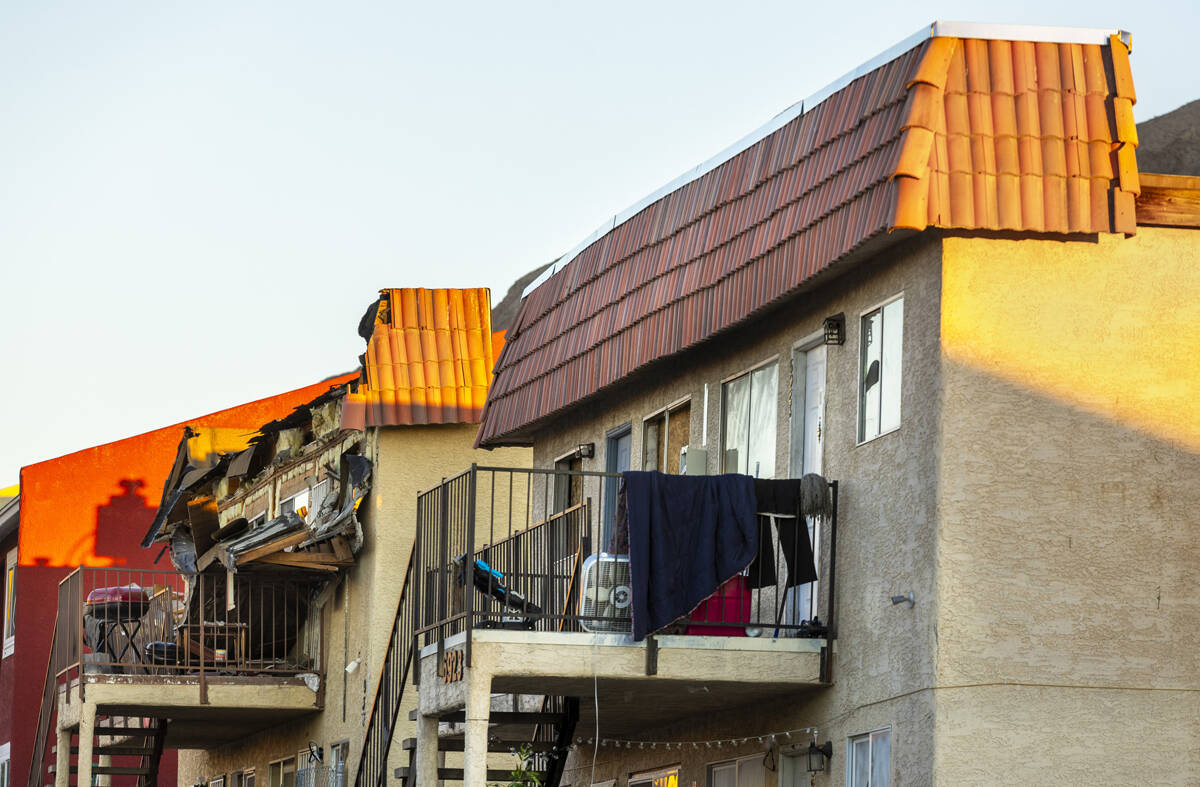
[148,383,372,576]
[340,287,497,429]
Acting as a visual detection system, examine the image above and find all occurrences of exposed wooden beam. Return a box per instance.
[1137,174,1200,228]
[235,530,311,564]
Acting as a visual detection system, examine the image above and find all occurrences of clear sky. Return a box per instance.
[2,0,1197,485]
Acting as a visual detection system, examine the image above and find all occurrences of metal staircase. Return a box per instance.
[31,594,169,787]
[353,547,419,787]
[353,494,584,787]
[393,698,579,786]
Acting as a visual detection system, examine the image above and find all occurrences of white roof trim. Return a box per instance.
[522,21,1131,299]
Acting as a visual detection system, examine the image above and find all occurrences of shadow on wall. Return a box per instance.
[95,479,156,567]
[28,478,156,567]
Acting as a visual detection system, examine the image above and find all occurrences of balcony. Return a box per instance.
[410,465,838,741]
[49,566,324,747]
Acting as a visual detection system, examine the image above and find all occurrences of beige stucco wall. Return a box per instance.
[932,229,1200,785]
[525,225,1200,786]
[528,236,946,787]
[176,424,529,787]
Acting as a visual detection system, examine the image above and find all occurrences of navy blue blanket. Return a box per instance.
[622,471,758,641]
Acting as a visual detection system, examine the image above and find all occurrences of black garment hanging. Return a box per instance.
[747,478,818,589]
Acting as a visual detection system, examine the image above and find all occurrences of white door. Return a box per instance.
[788,345,825,625]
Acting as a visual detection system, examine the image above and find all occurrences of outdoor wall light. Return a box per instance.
[891,592,915,608]
[807,740,833,772]
[574,442,595,460]
[823,313,846,345]
[345,656,362,674]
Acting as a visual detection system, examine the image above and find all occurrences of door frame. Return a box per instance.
[602,422,633,549]
[788,329,827,478]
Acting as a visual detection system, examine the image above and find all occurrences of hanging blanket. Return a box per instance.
[622,471,758,641]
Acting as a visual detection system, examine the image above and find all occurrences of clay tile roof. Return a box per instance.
[478,25,1139,447]
[341,288,496,429]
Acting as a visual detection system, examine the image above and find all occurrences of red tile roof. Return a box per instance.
[478,29,1139,446]
[341,288,496,428]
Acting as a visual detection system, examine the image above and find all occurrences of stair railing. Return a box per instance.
[353,542,419,787]
[28,616,59,787]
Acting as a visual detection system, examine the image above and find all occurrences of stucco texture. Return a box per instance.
[934,229,1200,785]
[532,237,945,787]
[176,424,528,787]
[527,225,1200,786]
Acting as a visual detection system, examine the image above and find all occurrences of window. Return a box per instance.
[311,479,332,514]
[722,361,778,478]
[0,741,11,787]
[280,489,310,520]
[230,771,245,787]
[629,767,678,787]
[708,755,765,787]
[553,455,582,514]
[244,771,256,787]
[329,741,349,787]
[858,297,903,443]
[847,728,890,787]
[643,399,691,474]
[248,512,267,527]
[269,758,296,787]
[3,548,16,658]
[209,777,225,787]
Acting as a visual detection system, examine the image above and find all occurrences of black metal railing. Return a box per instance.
[53,567,326,701]
[354,546,418,787]
[414,466,839,664]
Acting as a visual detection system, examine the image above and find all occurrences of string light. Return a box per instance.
[568,727,818,753]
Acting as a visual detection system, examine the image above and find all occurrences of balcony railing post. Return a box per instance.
[436,477,449,673]
[199,572,209,704]
[411,499,422,688]
[76,569,85,702]
[464,464,477,667]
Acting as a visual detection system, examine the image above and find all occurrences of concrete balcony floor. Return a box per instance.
[418,629,828,738]
[58,674,322,746]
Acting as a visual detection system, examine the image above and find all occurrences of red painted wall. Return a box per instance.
[5,374,356,787]
[0,527,18,761]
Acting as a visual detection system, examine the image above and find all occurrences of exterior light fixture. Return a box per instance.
[807,741,832,772]
[574,443,595,460]
[891,592,915,608]
[823,313,846,345]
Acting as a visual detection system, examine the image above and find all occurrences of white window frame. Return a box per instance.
[243,769,256,787]
[280,489,311,519]
[329,740,349,787]
[707,753,766,787]
[856,294,904,445]
[268,757,296,787]
[720,356,781,479]
[629,766,680,787]
[846,727,890,787]
[641,395,693,474]
[209,776,225,787]
[3,548,16,658]
[0,741,11,787]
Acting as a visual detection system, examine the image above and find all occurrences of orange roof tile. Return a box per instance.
[340,288,495,429]
[892,35,1138,234]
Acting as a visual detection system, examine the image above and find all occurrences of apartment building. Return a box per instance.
[392,22,1200,787]
[12,376,361,787]
[33,289,528,787]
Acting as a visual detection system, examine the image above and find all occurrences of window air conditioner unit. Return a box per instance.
[579,553,632,633]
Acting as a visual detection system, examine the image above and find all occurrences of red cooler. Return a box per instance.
[686,574,751,636]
